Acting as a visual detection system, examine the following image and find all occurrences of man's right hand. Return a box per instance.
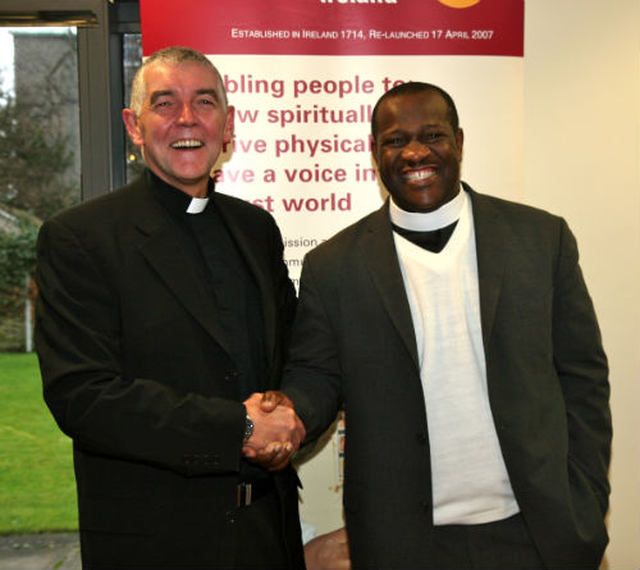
[242,392,306,471]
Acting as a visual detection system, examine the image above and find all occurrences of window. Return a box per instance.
[123,32,143,183]
[0,0,141,536]
[0,0,141,352]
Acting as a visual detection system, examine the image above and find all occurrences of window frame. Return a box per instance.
[1,0,140,200]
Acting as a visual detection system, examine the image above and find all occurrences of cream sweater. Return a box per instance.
[392,191,519,525]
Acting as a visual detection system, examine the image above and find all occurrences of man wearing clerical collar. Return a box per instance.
[372,82,463,215]
[122,49,233,201]
[35,46,306,569]
[269,82,611,569]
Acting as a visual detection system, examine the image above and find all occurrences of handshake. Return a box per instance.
[242,391,306,471]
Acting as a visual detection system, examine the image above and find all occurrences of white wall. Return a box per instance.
[524,1,639,567]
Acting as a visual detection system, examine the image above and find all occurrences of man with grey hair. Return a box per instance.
[35,46,305,568]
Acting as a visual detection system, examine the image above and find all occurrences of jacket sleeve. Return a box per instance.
[282,254,343,442]
[553,218,611,513]
[270,219,298,371]
[35,216,247,477]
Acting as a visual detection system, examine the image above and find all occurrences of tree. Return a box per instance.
[0,213,39,295]
[0,92,76,221]
[0,32,80,350]
[0,78,76,350]
[0,209,39,352]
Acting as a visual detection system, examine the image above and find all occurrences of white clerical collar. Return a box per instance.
[186,196,210,214]
[389,185,465,231]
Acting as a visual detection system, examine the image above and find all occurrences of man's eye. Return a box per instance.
[384,137,404,146]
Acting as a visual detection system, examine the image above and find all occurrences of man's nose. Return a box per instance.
[401,140,430,162]
[177,103,196,124]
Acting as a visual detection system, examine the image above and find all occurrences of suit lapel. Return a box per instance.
[134,191,234,356]
[362,203,420,369]
[362,188,508,368]
[468,186,506,352]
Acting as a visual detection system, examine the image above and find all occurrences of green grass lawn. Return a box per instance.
[0,352,78,534]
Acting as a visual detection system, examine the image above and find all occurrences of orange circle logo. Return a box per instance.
[438,0,481,8]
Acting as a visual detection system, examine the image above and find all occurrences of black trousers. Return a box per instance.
[81,490,292,569]
[431,513,546,569]
[234,490,290,570]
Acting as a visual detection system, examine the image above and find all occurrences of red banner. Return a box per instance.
[141,0,523,57]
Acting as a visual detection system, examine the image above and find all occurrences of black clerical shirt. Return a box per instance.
[148,172,267,401]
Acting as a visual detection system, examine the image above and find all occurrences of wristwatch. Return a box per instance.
[243,414,254,443]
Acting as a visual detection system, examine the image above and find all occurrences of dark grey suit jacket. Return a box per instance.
[35,169,303,568]
[284,184,611,569]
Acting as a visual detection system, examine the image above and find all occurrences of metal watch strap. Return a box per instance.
[243,414,254,443]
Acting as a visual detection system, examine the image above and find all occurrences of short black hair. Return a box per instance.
[371,82,460,140]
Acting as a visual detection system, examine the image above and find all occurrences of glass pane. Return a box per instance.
[123,32,143,183]
[0,26,81,350]
[0,25,81,538]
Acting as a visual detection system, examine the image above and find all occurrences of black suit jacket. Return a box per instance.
[283,184,611,569]
[35,170,303,568]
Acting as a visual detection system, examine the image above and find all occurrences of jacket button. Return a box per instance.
[204,454,220,465]
[226,510,236,524]
[416,432,427,445]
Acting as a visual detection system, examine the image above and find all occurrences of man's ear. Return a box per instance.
[122,109,143,146]
[455,128,464,159]
[222,105,235,146]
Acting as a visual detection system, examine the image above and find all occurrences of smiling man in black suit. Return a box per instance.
[35,46,305,569]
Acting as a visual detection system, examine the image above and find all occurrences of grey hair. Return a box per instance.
[128,46,228,115]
